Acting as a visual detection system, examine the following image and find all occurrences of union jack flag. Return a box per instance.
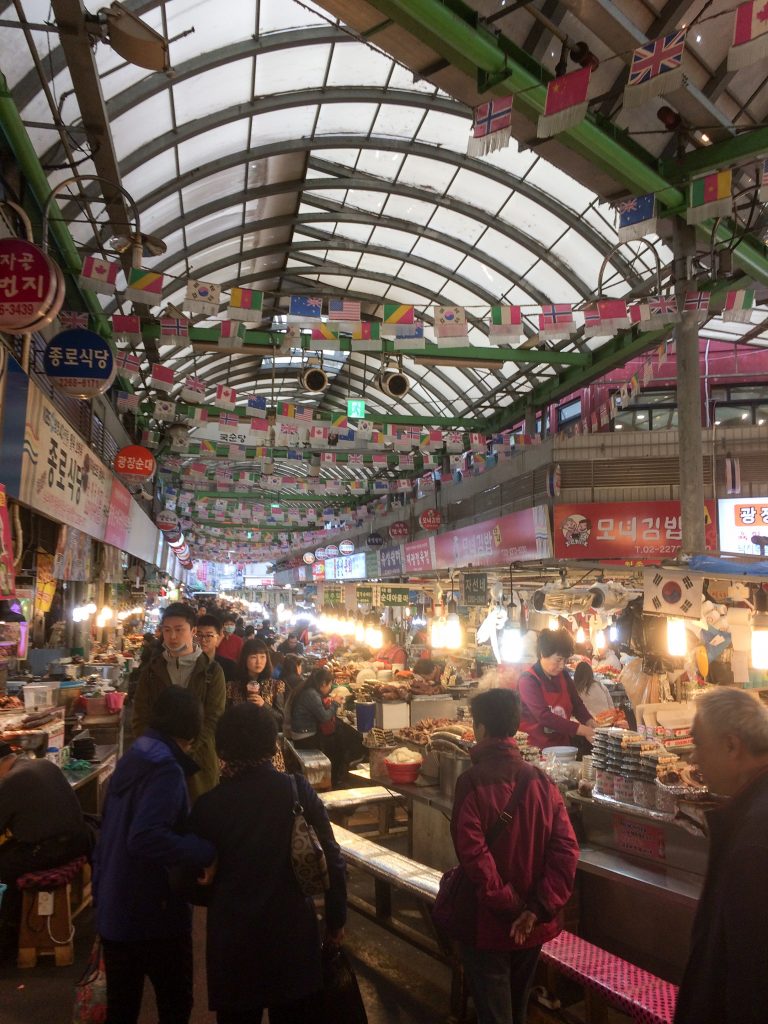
[59,310,89,329]
[649,296,679,318]
[628,30,686,86]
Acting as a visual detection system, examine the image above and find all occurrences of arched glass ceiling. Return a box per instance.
[3,0,763,435]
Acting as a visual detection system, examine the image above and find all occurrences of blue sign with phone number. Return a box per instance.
[43,328,115,399]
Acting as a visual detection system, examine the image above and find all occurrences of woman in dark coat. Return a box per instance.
[189,705,347,1023]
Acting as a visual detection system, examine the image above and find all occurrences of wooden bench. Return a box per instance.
[540,931,678,1024]
[16,856,92,968]
[282,738,331,790]
[332,824,677,1024]
[320,786,403,836]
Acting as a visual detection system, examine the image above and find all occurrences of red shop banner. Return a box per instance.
[104,478,132,550]
[432,506,551,570]
[404,538,435,574]
[0,484,16,599]
[554,500,718,563]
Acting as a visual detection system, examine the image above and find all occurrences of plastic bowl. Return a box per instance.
[384,760,421,784]
[542,746,579,762]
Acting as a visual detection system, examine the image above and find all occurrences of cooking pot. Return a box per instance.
[438,751,471,798]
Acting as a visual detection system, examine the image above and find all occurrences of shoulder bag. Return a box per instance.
[431,764,534,939]
[289,773,330,895]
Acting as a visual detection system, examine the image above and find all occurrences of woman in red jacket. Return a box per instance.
[450,688,579,1024]
[518,628,596,750]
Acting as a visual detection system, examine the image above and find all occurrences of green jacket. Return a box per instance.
[132,651,226,803]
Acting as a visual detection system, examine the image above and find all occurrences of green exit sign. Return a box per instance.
[347,399,366,418]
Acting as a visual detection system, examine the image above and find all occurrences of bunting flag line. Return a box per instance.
[392,322,425,350]
[728,0,768,70]
[684,291,711,321]
[433,305,468,341]
[160,317,189,339]
[537,66,591,138]
[218,320,243,349]
[185,280,221,317]
[58,310,89,330]
[648,295,680,327]
[79,255,120,295]
[246,395,268,414]
[350,321,381,352]
[722,288,755,323]
[112,314,142,344]
[288,295,323,321]
[687,169,732,224]
[382,303,414,336]
[623,29,686,108]
[181,376,205,403]
[583,304,603,337]
[488,305,524,344]
[629,301,652,329]
[228,287,263,322]
[617,193,657,242]
[538,303,574,339]
[189,407,208,426]
[125,267,164,305]
[116,351,141,382]
[596,299,630,331]
[467,96,514,157]
[309,323,340,346]
[150,363,175,393]
[153,399,177,420]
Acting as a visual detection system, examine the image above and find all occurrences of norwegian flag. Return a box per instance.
[150,363,175,393]
[116,351,141,381]
[538,303,574,339]
[219,412,239,428]
[58,310,89,329]
[684,291,710,320]
[160,317,189,339]
[215,384,237,411]
[624,29,686,107]
[468,96,513,157]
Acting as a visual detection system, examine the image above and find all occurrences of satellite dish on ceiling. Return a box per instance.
[88,2,170,73]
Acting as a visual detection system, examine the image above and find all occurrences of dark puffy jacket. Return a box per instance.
[674,768,768,1024]
[450,737,579,950]
[93,730,215,942]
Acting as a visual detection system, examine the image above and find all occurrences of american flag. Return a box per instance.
[628,30,686,86]
[328,298,361,321]
[294,405,315,422]
[59,310,89,329]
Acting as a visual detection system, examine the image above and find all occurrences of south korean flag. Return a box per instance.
[643,568,702,618]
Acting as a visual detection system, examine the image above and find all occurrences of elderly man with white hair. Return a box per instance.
[674,687,768,1024]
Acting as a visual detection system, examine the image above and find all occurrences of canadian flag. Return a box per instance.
[214,384,237,411]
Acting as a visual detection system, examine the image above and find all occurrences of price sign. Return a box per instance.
[43,329,116,398]
[463,572,488,606]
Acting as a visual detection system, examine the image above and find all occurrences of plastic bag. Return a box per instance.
[619,657,658,708]
[72,937,107,1024]
[320,945,368,1024]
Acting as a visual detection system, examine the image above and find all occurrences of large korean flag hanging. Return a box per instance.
[643,568,702,618]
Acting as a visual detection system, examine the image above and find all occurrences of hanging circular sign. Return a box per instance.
[339,540,355,555]
[156,510,179,532]
[418,509,442,531]
[389,522,409,539]
[43,329,116,399]
[324,544,339,559]
[114,445,156,484]
[303,552,315,565]
[546,463,562,498]
[164,527,183,546]
[314,547,327,561]
[366,532,384,547]
[0,239,58,331]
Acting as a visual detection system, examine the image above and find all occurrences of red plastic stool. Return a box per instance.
[16,855,91,968]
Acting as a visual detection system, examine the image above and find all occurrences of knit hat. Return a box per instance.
[0,742,15,759]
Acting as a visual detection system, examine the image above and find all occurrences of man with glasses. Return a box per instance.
[196,614,237,683]
[518,629,596,750]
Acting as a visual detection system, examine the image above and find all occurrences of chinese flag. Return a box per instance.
[538,67,591,138]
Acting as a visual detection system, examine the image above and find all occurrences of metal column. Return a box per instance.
[673,223,706,554]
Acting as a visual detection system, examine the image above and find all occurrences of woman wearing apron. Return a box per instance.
[518,629,596,750]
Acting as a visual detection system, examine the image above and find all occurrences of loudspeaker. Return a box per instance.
[379,367,411,399]
[300,366,328,393]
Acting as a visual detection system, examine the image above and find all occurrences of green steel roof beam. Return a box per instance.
[0,72,112,340]
[659,128,768,182]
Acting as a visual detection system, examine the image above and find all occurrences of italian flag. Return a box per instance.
[722,289,755,323]
[488,305,523,344]
[687,169,732,224]
[728,1,768,70]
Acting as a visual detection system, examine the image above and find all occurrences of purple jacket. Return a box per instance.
[518,662,592,749]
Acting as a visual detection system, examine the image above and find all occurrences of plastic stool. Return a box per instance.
[16,856,91,968]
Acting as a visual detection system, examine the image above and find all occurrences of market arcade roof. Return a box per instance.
[1,0,767,429]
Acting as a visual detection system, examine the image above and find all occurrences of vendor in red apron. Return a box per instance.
[519,628,597,750]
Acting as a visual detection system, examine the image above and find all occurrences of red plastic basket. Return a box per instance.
[384,760,421,784]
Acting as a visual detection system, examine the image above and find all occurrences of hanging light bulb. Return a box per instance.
[609,623,619,643]
[751,589,768,669]
[594,629,606,652]
[548,616,559,631]
[667,618,688,657]
[500,625,522,664]
[575,625,586,644]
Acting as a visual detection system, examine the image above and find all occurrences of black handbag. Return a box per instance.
[320,944,368,1024]
[431,764,534,939]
